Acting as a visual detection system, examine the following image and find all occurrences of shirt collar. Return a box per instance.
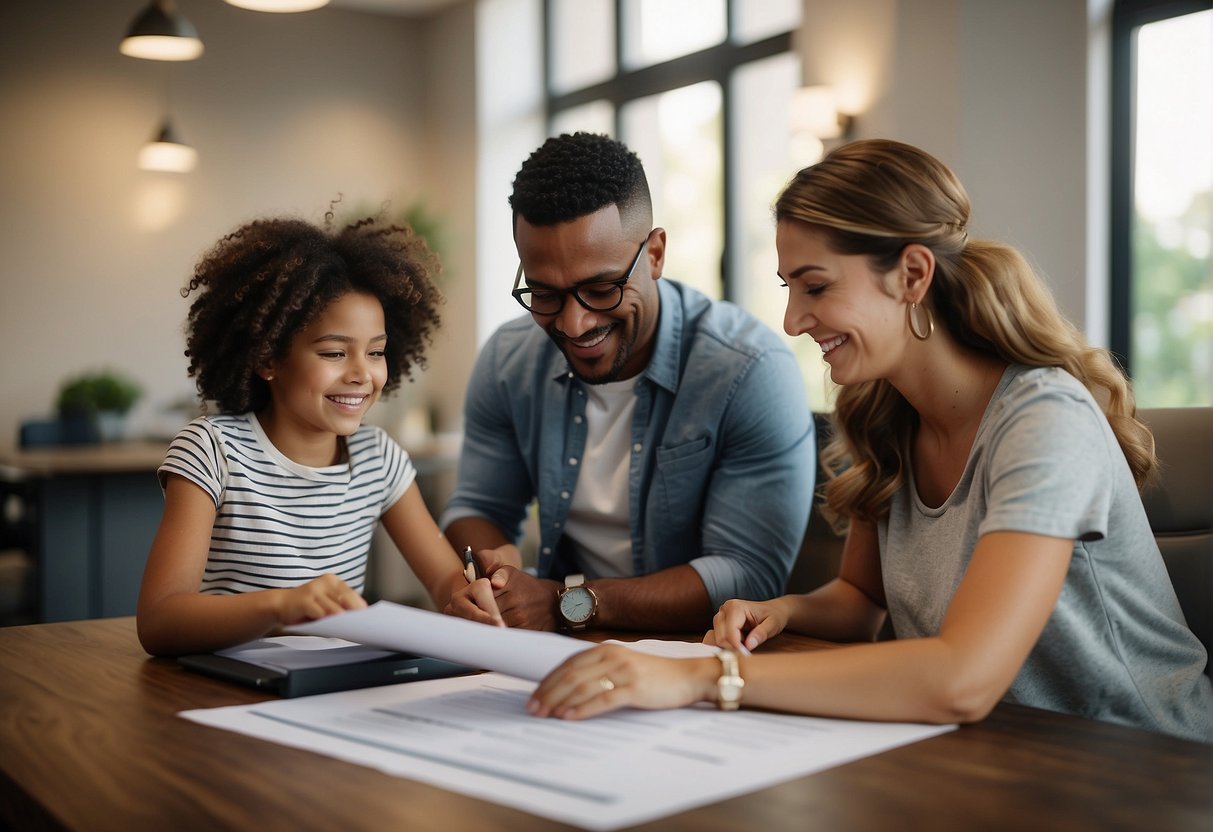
[642,279,680,394]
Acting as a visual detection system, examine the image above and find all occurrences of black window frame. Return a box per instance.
[1109,0,1213,373]
[541,0,795,299]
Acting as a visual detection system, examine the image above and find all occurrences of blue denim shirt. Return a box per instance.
[440,279,815,608]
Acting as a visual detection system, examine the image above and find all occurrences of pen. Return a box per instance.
[462,546,483,583]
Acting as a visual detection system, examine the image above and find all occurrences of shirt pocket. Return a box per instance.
[656,435,711,471]
[654,436,713,531]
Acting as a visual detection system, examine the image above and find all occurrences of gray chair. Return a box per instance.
[1139,407,1213,674]
[785,412,846,595]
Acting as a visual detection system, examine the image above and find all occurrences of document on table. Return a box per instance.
[181,672,954,831]
[285,600,590,680]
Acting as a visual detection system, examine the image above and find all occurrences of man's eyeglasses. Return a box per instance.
[511,233,650,315]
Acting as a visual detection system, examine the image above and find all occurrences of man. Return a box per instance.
[443,132,814,632]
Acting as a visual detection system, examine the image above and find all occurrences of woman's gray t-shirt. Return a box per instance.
[878,364,1212,741]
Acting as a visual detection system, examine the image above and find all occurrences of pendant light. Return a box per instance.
[138,118,198,173]
[119,0,204,61]
[223,0,331,11]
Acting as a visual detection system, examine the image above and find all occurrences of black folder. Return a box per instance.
[179,640,476,698]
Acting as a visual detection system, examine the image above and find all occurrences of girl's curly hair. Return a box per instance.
[181,211,443,414]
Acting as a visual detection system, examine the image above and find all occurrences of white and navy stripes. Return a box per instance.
[158,414,414,595]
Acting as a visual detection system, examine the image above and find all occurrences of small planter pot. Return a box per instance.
[96,411,127,442]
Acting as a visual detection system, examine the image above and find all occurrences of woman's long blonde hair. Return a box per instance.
[775,139,1156,526]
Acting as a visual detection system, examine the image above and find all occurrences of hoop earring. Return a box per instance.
[908,303,934,341]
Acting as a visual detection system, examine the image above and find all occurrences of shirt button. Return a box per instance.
[542,547,551,555]
[574,416,583,424]
[568,457,578,466]
[633,443,643,453]
[560,491,570,499]
[567,372,574,379]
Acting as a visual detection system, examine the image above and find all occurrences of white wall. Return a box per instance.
[0,0,466,448]
[474,0,544,347]
[416,0,479,432]
[0,0,1101,452]
[798,0,1091,333]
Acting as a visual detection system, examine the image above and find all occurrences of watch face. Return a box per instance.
[559,586,595,624]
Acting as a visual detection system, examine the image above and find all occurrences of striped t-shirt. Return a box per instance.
[158,413,415,595]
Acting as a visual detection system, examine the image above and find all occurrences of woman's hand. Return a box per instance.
[273,573,366,625]
[706,597,791,653]
[528,644,718,720]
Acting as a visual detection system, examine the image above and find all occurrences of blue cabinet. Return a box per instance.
[1,443,165,622]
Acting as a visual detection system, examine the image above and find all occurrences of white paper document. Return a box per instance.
[181,672,954,830]
[286,600,591,681]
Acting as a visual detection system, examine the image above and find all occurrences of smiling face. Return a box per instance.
[258,291,388,464]
[515,204,663,384]
[776,220,915,387]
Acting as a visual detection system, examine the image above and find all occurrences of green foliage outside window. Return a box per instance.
[1131,190,1212,407]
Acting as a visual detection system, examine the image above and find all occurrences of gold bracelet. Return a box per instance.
[716,649,744,710]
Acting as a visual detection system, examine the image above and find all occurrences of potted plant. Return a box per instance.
[56,370,142,442]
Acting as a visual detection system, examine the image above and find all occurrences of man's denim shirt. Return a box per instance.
[440,279,815,608]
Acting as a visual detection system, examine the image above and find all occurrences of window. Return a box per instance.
[543,0,830,406]
[1111,1,1213,406]
[621,81,723,301]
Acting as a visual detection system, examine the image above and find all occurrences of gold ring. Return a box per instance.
[598,677,615,693]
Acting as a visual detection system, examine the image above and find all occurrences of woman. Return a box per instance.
[528,139,1212,742]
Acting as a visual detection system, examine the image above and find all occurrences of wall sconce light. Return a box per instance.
[120,0,204,61]
[790,86,855,141]
[138,118,198,173]
[789,85,856,165]
[223,0,331,10]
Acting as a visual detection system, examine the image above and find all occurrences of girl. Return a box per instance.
[528,140,1213,742]
[138,212,500,656]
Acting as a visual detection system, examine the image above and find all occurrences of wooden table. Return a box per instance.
[1,617,1210,831]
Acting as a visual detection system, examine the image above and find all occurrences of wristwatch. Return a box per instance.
[557,574,599,630]
[715,649,745,711]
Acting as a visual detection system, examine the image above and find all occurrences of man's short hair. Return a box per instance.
[509,132,652,230]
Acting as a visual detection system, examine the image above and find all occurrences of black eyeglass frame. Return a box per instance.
[511,232,652,315]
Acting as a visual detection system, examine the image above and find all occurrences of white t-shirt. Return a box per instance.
[563,378,637,578]
[158,413,415,595]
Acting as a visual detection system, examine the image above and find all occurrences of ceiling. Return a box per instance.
[329,0,466,16]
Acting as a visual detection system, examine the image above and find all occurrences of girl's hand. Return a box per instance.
[444,572,505,627]
[527,644,718,720]
[274,574,366,625]
[705,597,790,653]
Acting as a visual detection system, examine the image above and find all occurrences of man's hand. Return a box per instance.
[443,543,521,627]
[469,543,523,575]
[487,567,563,630]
